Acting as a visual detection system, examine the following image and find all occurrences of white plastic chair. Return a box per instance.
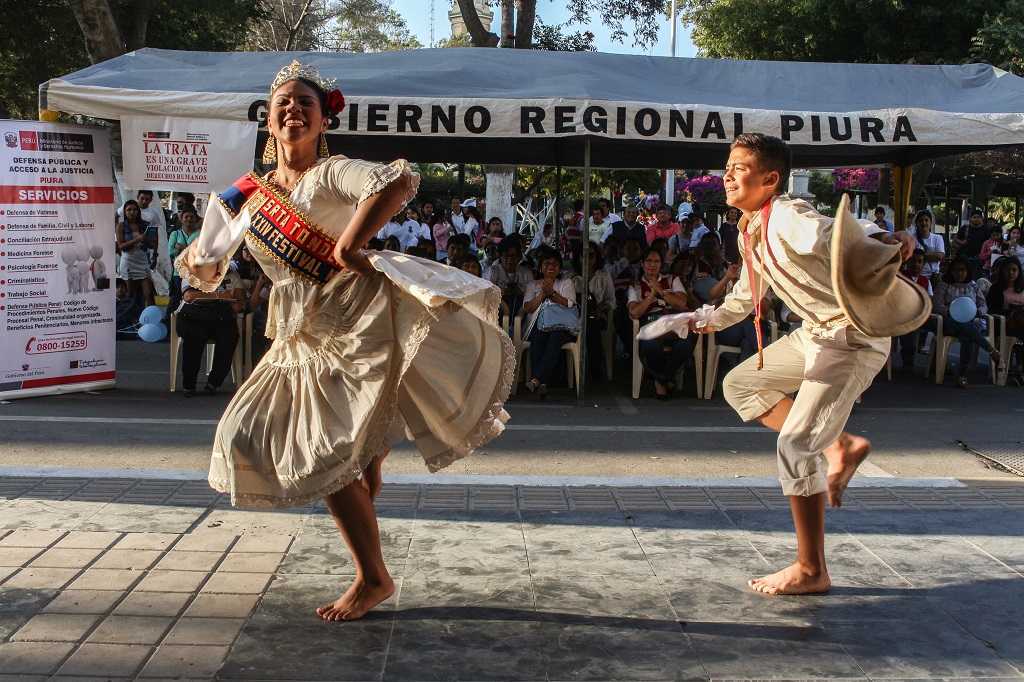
[169,311,249,392]
[703,314,779,399]
[518,332,581,395]
[632,318,703,399]
[991,314,1022,385]
[924,313,997,385]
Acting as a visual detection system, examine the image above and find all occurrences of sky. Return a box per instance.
[389,0,699,58]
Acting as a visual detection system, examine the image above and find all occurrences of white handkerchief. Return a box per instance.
[637,304,717,340]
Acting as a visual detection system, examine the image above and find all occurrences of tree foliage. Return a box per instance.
[970,0,1024,75]
[457,0,667,51]
[328,0,422,52]
[677,0,1001,65]
[532,19,596,52]
[0,0,257,119]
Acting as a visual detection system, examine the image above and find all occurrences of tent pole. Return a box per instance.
[578,139,591,405]
[554,161,562,235]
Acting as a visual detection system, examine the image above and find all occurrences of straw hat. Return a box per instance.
[830,194,931,337]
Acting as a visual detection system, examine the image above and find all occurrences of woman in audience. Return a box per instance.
[116,199,156,307]
[462,205,483,247]
[932,256,999,388]
[628,247,698,400]
[177,267,245,397]
[479,216,506,249]
[431,207,451,261]
[419,200,439,233]
[571,241,616,382]
[167,207,201,322]
[986,256,1024,383]
[522,246,577,398]
[383,236,402,252]
[913,210,945,279]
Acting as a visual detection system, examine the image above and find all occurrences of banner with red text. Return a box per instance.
[0,121,116,399]
[122,116,258,193]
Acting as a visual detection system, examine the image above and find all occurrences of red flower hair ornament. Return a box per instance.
[326,89,346,115]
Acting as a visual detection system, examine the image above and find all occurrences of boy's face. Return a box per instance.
[906,253,925,276]
[724,147,779,215]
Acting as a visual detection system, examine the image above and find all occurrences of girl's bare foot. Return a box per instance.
[749,563,831,595]
[316,575,395,621]
[823,432,870,508]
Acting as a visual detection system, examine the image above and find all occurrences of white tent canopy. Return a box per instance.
[41,48,1024,168]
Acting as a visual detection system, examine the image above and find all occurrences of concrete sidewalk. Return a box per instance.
[1,473,1023,681]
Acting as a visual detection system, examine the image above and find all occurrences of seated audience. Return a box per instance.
[628,247,699,400]
[932,256,999,388]
[571,241,616,382]
[986,256,1024,383]
[177,270,245,397]
[488,239,533,321]
[522,247,577,398]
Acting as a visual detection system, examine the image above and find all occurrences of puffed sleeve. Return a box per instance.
[174,196,249,292]
[320,158,419,207]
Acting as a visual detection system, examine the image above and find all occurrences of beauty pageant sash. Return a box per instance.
[218,173,342,286]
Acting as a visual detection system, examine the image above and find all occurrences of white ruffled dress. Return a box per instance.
[178,157,514,509]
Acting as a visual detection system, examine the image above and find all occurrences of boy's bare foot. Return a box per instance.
[316,575,395,621]
[823,432,870,508]
[749,563,831,595]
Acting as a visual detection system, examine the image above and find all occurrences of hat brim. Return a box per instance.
[831,195,932,338]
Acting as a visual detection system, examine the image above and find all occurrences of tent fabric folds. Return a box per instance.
[40,48,1024,167]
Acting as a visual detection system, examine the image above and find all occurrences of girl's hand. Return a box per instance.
[337,249,375,277]
[540,279,555,296]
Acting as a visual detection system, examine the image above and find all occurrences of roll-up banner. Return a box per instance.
[121,116,258,193]
[0,121,116,399]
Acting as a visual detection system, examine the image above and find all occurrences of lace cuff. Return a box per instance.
[359,159,420,206]
[174,249,230,293]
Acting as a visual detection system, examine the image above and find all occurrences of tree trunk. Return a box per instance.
[877,166,891,210]
[457,0,499,47]
[71,0,125,64]
[909,160,935,212]
[514,0,536,49]
[501,0,514,48]
[124,0,155,51]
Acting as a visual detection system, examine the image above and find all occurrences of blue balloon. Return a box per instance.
[138,323,164,342]
[156,322,168,340]
[949,296,977,324]
[139,305,163,325]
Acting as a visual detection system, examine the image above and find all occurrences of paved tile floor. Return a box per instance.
[1,476,1023,681]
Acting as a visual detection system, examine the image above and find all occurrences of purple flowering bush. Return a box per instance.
[832,168,880,192]
[684,174,726,205]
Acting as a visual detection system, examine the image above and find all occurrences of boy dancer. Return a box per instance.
[692,134,929,595]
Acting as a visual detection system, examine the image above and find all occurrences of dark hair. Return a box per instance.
[136,189,154,198]
[456,253,481,270]
[574,240,606,273]
[177,192,195,206]
[911,248,925,258]
[497,238,521,257]
[656,204,673,215]
[970,209,984,218]
[366,237,384,250]
[597,198,611,208]
[274,77,329,116]
[464,206,482,222]
[914,210,933,226]
[730,133,791,192]
[640,246,664,264]
[178,206,199,218]
[447,233,471,248]
[503,233,526,253]
[994,256,1024,293]
[941,256,971,284]
[874,206,886,214]
[536,246,561,266]
[670,251,698,281]
[573,199,585,212]
[121,199,141,222]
